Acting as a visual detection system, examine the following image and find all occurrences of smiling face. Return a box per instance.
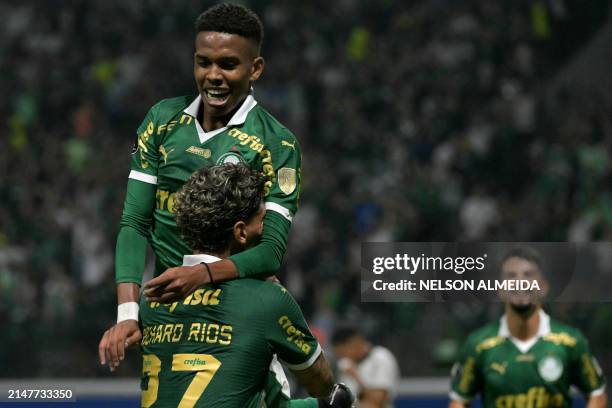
[194,31,264,130]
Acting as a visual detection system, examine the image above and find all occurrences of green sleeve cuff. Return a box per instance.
[115,179,156,284]
[229,210,291,278]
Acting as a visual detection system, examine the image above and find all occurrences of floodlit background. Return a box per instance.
[1,1,611,406]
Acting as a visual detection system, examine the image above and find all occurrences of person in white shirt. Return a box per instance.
[332,325,399,408]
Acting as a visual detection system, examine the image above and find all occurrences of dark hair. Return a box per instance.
[500,246,544,274]
[195,3,264,50]
[174,163,266,253]
[332,323,362,346]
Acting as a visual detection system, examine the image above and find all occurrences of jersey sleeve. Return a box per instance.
[264,132,301,221]
[261,357,319,408]
[569,330,606,397]
[115,105,160,284]
[129,105,160,184]
[449,334,483,404]
[229,210,290,278]
[263,284,321,371]
[228,131,301,278]
[115,180,156,284]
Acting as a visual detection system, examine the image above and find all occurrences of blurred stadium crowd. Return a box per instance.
[1,0,611,378]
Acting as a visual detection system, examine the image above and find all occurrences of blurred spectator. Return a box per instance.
[333,323,400,408]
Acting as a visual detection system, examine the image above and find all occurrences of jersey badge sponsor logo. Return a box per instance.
[490,362,507,375]
[186,146,211,158]
[138,121,155,169]
[582,354,601,388]
[278,168,297,195]
[538,355,563,382]
[227,128,265,152]
[543,332,576,347]
[278,316,311,355]
[216,152,244,165]
[159,145,175,165]
[515,353,534,362]
[495,387,564,407]
[475,336,504,353]
[281,140,296,150]
[458,357,476,393]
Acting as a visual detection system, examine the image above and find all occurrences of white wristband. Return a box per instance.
[117,302,139,323]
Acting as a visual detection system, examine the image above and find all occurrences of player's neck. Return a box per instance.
[505,304,541,341]
[198,97,245,132]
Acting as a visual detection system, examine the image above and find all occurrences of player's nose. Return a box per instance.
[206,64,224,85]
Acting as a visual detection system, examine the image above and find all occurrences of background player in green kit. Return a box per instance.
[99,3,303,369]
[139,163,353,408]
[449,247,607,408]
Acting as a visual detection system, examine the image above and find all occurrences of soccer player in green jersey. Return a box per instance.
[99,3,303,369]
[138,163,353,408]
[449,247,607,408]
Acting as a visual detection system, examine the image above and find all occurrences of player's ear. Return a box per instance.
[250,56,264,82]
[233,221,248,245]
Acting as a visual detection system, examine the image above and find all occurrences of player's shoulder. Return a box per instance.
[369,345,399,365]
[464,320,504,353]
[544,317,586,347]
[248,103,299,144]
[256,281,296,302]
[225,279,293,307]
[149,95,194,121]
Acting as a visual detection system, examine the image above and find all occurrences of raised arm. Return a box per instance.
[144,134,301,302]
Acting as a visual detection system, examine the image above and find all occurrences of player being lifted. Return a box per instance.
[99,3,302,368]
[138,163,353,408]
[449,247,607,408]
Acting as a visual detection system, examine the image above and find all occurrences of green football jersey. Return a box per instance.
[130,94,301,274]
[450,310,606,408]
[139,255,321,408]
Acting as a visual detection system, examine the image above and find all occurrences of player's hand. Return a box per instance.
[98,320,142,372]
[143,264,208,303]
[318,383,355,408]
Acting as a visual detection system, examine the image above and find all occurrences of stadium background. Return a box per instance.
[1,0,611,406]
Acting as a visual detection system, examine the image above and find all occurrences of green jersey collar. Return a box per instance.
[184,94,258,144]
[183,254,222,266]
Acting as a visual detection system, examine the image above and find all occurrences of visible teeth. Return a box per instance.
[207,89,229,97]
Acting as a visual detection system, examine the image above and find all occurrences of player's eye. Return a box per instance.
[197,59,211,67]
[219,60,238,70]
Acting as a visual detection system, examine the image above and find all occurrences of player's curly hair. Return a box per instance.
[195,3,264,51]
[174,163,266,254]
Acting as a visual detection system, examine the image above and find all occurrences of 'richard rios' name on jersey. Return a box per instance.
[450,310,606,408]
[129,94,301,273]
[139,255,321,408]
